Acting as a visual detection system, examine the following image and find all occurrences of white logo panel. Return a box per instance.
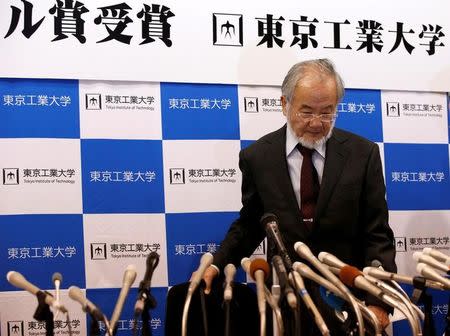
[79,80,162,139]
[0,139,82,214]
[238,85,286,140]
[389,210,450,276]
[163,140,242,213]
[0,290,87,336]
[381,91,448,143]
[83,214,168,288]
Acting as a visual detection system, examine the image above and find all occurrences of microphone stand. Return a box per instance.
[271,266,281,336]
[34,291,54,336]
[138,289,157,336]
[199,281,209,336]
[411,278,436,336]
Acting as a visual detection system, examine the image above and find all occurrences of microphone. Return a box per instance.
[271,255,297,308]
[242,258,284,335]
[294,243,365,336]
[109,264,137,335]
[181,252,214,336]
[262,213,293,270]
[7,271,67,313]
[422,247,450,265]
[363,266,447,291]
[248,258,270,314]
[416,263,450,289]
[293,262,382,335]
[188,252,214,295]
[68,286,105,322]
[52,272,63,310]
[413,252,450,274]
[134,252,160,315]
[223,263,236,302]
[289,270,329,335]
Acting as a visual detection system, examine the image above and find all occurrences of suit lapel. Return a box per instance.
[264,125,302,218]
[315,130,350,220]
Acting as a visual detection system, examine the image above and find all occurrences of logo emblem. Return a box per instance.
[3,168,19,185]
[386,102,400,117]
[244,97,259,113]
[170,168,185,184]
[394,237,407,252]
[212,13,243,46]
[86,94,102,110]
[90,243,107,260]
[8,321,24,336]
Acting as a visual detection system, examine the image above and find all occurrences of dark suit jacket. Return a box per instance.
[214,125,396,311]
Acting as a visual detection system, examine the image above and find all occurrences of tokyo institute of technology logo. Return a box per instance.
[244,97,259,113]
[394,237,407,252]
[86,94,102,110]
[386,102,400,117]
[3,168,19,185]
[170,168,185,184]
[90,243,107,260]
[8,321,24,336]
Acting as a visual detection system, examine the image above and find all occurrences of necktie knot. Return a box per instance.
[297,144,314,158]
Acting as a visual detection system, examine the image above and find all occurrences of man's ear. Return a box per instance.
[281,96,288,117]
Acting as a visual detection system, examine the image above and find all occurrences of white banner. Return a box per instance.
[1,0,449,92]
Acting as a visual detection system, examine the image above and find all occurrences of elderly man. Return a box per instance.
[201,58,396,335]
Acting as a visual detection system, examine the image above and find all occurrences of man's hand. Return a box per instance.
[368,305,390,330]
[190,265,218,294]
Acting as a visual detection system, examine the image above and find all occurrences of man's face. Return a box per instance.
[281,74,338,148]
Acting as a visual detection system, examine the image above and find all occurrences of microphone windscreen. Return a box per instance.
[371,259,383,268]
[260,213,277,226]
[52,272,63,283]
[339,265,362,287]
[249,259,270,281]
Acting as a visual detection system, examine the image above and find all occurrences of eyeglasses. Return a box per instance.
[294,112,337,123]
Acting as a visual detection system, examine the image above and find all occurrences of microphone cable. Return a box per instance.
[199,280,209,336]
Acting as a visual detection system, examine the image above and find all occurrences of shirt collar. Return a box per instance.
[285,123,327,159]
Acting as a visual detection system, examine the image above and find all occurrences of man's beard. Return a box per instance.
[292,121,335,149]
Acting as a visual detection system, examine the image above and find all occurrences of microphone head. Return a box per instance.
[318,252,328,263]
[412,251,421,262]
[422,247,432,255]
[124,264,137,285]
[371,259,383,268]
[416,262,426,274]
[339,265,362,287]
[146,252,160,268]
[249,258,270,281]
[52,272,63,283]
[294,241,311,258]
[68,286,84,303]
[260,213,277,226]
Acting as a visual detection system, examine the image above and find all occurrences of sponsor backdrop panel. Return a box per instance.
[83,214,167,288]
[163,140,242,213]
[1,81,450,334]
[384,143,450,210]
[0,215,85,291]
[0,138,82,214]
[381,91,448,144]
[0,78,79,138]
[238,85,286,140]
[160,82,240,140]
[79,80,162,140]
[81,139,165,214]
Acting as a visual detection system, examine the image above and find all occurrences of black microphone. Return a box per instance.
[262,213,293,270]
[134,252,160,314]
[272,255,297,308]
